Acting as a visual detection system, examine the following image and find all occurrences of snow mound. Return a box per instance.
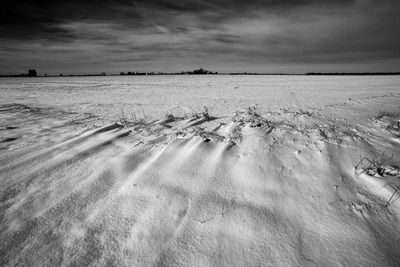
[1,96,400,266]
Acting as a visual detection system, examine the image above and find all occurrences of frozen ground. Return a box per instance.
[1,75,400,266]
[1,75,400,121]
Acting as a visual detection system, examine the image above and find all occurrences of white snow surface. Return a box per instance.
[1,75,400,121]
[1,75,400,266]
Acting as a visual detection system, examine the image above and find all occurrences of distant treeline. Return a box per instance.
[2,69,400,77]
[306,72,400,75]
[0,72,107,77]
[0,69,37,77]
[120,68,218,75]
[229,72,289,75]
[56,72,107,77]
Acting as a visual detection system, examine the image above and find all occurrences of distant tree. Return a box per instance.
[120,72,125,75]
[193,68,205,74]
[191,68,215,74]
[28,69,37,77]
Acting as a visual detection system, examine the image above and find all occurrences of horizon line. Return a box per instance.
[2,71,400,77]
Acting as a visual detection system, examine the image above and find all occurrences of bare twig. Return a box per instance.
[385,184,400,208]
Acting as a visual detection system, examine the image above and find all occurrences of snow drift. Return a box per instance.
[1,92,400,266]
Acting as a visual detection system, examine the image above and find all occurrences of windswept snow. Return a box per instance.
[1,75,399,121]
[1,76,400,266]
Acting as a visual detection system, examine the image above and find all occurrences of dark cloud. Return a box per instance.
[0,0,399,73]
[0,0,357,40]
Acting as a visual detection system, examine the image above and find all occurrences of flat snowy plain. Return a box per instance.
[1,75,400,266]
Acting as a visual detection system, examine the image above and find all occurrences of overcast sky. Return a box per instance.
[1,0,399,74]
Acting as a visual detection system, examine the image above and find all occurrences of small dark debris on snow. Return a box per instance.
[1,137,18,143]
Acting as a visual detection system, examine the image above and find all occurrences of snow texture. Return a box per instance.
[1,76,400,266]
